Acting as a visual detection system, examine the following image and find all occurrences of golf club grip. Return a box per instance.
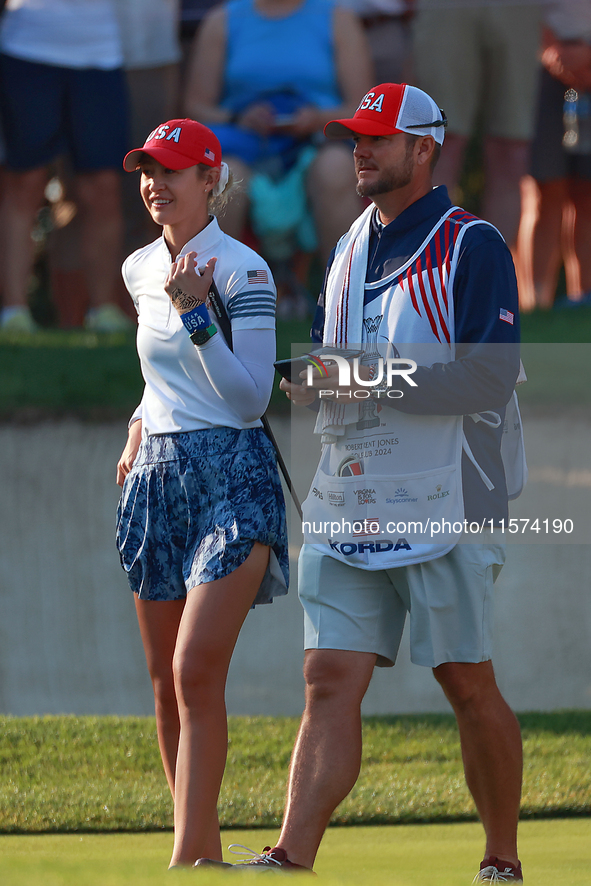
[206,278,303,519]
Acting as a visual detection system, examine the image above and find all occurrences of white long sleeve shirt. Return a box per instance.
[122,217,277,437]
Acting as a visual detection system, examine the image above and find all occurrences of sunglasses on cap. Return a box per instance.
[405,110,448,131]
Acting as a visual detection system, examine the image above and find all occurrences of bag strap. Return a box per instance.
[206,278,233,350]
[206,278,302,518]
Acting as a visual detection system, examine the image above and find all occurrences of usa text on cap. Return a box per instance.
[123,119,222,172]
[324,84,447,146]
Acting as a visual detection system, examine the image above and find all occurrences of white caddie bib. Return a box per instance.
[303,208,497,568]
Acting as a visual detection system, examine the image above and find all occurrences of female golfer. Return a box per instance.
[115,118,289,868]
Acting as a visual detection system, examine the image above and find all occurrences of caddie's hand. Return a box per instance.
[164,252,217,315]
[116,419,142,487]
[279,375,317,407]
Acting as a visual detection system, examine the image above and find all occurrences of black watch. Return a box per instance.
[189,323,218,346]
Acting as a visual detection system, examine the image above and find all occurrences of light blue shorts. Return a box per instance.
[298,539,506,668]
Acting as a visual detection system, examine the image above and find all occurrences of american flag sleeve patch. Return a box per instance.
[247,269,269,284]
[499,308,514,325]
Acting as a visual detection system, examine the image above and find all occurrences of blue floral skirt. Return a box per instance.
[116,427,289,605]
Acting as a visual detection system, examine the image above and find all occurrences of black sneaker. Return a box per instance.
[473,857,523,882]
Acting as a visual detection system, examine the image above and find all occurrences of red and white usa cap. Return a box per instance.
[123,119,222,172]
[324,83,447,145]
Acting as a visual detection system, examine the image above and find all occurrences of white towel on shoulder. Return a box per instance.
[314,203,375,441]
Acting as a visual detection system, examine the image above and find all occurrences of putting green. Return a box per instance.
[0,819,588,885]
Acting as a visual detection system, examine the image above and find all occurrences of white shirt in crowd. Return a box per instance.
[545,0,591,42]
[113,0,181,70]
[0,0,123,70]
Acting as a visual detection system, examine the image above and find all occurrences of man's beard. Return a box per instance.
[355,144,415,198]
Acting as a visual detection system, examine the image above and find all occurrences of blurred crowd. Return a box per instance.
[0,0,589,331]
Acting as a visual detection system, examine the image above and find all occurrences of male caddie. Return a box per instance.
[197,84,524,883]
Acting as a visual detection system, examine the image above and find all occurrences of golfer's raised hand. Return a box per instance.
[164,252,217,315]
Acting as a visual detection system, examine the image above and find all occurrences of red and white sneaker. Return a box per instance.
[196,845,314,873]
[473,857,523,882]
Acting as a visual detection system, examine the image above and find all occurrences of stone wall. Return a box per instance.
[1,414,590,716]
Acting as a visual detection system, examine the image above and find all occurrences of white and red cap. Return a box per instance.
[324,83,446,145]
[123,118,222,171]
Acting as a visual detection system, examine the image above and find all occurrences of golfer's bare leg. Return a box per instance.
[434,661,522,866]
[134,597,185,793]
[277,649,376,870]
[134,596,222,861]
[170,543,270,867]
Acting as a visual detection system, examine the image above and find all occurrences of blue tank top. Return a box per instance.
[222,0,341,112]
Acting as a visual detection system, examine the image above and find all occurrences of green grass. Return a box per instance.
[0,330,143,421]
[519,306,591,343]
[0,311,590,420]
[1,713,590,834]
[0,320,312,421]
[1,820,590,886]
[516,342,591,411]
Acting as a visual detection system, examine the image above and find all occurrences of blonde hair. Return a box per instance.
[197,163,238,216]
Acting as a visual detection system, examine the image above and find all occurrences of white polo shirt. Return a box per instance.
[122,216,276,436]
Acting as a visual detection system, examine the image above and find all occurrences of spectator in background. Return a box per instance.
[413,0,543,253]
[0,0,131,333]
[179,0,220,63]
[517,0,591,310]
[341,0,414,85]
[115,0,183,254]
[183,0,374,272]
[0,0,4,169]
